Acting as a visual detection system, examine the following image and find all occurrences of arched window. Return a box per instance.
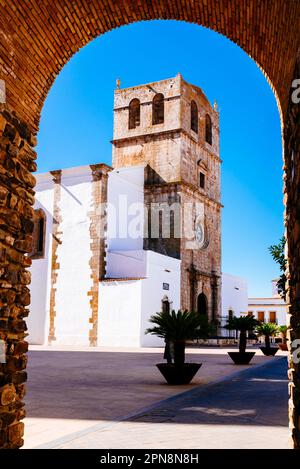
[205,114,212,145]
[30,209,46,258]
[191,100,198,133]
[197,293,208,316]
[152,93,164,125]
[128,98,140,129]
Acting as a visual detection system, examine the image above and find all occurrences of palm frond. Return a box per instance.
[225,315,259,332]
[255,322,278,337]
[145,309,207,341]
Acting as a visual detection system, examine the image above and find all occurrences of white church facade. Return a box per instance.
[28,163,182,347]
[27,75,286,347]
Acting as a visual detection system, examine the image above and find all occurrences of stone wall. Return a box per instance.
[113,133,182,183]
[180,185,222,316]
[113,75,182,142]
[284,48,300,449]
[0,104,36,448]
[180,135,221,204]
[143,180,221,316]
[48,170,62,344]
[88,164,110,347]
[113,77,222,321]
[112,76,183,183]
[144,182,181,260]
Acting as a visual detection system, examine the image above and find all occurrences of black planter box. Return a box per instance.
[260,346,279,356]
[227,351,256,365]
[156,363,202,385]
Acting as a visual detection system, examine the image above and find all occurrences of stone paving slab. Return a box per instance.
[23,346,287,448]
[52,357,289,449]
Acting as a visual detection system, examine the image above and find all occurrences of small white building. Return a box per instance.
[220,273,248,336]
[248,280,287,326]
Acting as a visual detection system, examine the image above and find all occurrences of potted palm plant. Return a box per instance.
[277,325,288,351]
[145,309,206,385]
[225,315,259,365]
[256,322,279,356]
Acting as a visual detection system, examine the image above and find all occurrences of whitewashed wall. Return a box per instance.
[221,273,248,335]
[28,166,95,346]
[54,168,93,345]
[221,273,248,317]
[141,251,181,347]
[29,162,257,348]
[98,280,143,347]
[106,165,145,252]
[99,251,180,347]
[28,177,54,344]
[106,250,147,279]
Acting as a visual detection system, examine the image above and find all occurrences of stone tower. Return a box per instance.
[112,74,222,324]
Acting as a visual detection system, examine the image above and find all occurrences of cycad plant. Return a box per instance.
[225,315,259,353]
[278,325,288,345]
[256,322,278,351]
[146,310,205,365]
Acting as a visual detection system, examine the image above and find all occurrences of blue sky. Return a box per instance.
[37,20,283,297]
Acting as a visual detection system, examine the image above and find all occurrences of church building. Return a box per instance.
[27,74,223,347]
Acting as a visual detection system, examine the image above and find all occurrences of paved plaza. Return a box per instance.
[23,346,288,449]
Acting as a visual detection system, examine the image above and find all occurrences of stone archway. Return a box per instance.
[0,0,299,449]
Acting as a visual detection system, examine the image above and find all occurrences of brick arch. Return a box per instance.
[0,0,299,130]
[0,0,300,450]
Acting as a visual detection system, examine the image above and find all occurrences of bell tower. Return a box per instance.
[111,74,222,324]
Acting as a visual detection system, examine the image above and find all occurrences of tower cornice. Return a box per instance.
[113,94,181,111]
[111,128,221,163]
[144,180,223,209]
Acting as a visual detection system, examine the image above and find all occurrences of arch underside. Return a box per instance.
[0,0,299,129]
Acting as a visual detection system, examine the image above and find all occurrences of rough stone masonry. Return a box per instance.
[0,104,36,448]
[0,0,299,450]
